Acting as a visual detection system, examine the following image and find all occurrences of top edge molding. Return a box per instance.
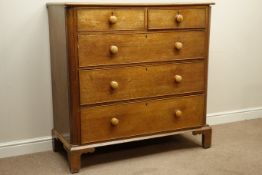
[46,1,215,7]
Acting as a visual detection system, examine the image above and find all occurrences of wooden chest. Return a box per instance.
[47,2,214,173]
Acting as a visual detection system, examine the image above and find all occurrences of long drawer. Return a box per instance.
[81,95,205,144]
[79,62,205,105]
[78,31,206,67]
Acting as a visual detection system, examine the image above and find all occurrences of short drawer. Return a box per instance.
[79,62,205,105]
[148,8,206,29]
[81,95,205,143]
[78,31,206,67]
[77,8,145,31]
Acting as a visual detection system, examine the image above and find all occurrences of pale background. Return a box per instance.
[1,0,262,143]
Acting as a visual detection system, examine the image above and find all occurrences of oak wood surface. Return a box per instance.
[68,151,81,173]
[192,125,212,148]
[47,5,71,141]
[202,126,212,148]
[66,8,81,144]
[47,2,215,6]
[81,95,205,144]
[77,8,145,31]
[79,62,205,105]
[52,124,211,173]
[48,4,213,173]
[148,8,206,29]
[203,6,212,125]
[78,31,206,67]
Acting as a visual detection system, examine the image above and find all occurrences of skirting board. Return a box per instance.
[0,136,52,159]
[206,107,262,125]
[1,107,262,159]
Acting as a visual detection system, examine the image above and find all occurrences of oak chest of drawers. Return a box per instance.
[47,2,214,173]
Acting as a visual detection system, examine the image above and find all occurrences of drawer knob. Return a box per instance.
[110,45,119,54]
[111,117,119,126]
[110,81,119,89]
[175,42,183,50]
[175,14,184,23]
[109,15,118,24]
[175,110,183,117]
[174,75,183,83]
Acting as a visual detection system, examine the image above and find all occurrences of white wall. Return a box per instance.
[1,0,262,145]
[208,0,262,113]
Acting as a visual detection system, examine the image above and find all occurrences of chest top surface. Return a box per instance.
[47,1,215,6]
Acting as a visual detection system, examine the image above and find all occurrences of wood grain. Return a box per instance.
[78,31,206,67]
[47,5,71,141]
[77,8,145,31]
[47,2,215,7]
[48,4,213,173]
[79,62,205,105]
[68,151,81,173]
[81,95,205,144]
[203,6,211,125]
[192,125,212,148]
[148,8,206,29]
[66,8,81,144]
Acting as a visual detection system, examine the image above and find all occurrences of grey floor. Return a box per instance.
[1,119,262,175]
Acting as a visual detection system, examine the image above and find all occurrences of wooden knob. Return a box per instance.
[111,117,119,126]
[110,81,119,89]
[174,75,182,83]
[175,110,183,117]
[175,14,184,23]
[109,15,118,24]
[175,42,183,50]
[110,45,118,54]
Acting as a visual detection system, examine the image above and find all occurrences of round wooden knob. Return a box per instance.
[175,14,184,23]
[110,45,118,54]
[110,81,119,89]
[174,75,183,83]
[109,15,118,24]
[175,42,183,50]
[111,117,119,126]
[175,110,183,117]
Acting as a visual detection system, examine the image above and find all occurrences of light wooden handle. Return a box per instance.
[175,110,183,117]
[175,14,184,23]
[174,75,183,83]
[110,45,118,54]
[109,15,118,24]
[175,42,183,50]
[111,117,119,126]
[110,81,119,89]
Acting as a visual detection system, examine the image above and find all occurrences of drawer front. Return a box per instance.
[77,9,145,31]
[79,62,205,105]
[78,31,206,67]
[81,95,205,143]
[148,8,206,30]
